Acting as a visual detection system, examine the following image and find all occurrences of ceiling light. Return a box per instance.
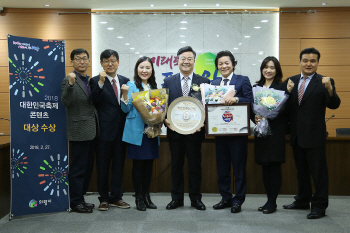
[154,13,156,15]
[217,35,219,37]
[258,51,264,54]
[180,27,187,30]
[150,4,154,7]
[322,3,327,5]
[130,48,135,50]
[107,27,114,30]
[181,41,186,43]
[148,35,151,37]
[244,36,250,38]
[183,4,187,6]
[45,4,49,7]
[254,26,261,29]
[117,36,123,38]
[239,43,243,45]
[216,4,220,6]
[100,21,107,24]
[125,43,129,45]
[261,20,269,23]
[252,64,256,66]
[180,21,187,23]
[135,52,140,54]
[233,48,238,50]
[180,35,186,37]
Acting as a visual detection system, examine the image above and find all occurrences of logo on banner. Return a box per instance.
[195,52,221,81]
[29,199,37,208]
[222,111,233,122]
[11,148,28,178]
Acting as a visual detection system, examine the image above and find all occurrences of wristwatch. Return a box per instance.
[236,97,239,103]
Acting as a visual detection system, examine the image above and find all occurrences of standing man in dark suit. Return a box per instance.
[163,46,210,211]
[283,47,341,219]
[90,49,130,211]
[61,48,98,213]
[211,50,253,213]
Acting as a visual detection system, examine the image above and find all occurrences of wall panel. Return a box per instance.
[279,39,300,65]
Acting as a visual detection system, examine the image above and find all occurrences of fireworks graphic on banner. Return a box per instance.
[42,40,65,62]
[9,53,45,98]
[38,154,69,197]
[11,148,28,178]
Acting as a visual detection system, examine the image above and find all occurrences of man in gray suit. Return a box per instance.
[61,48,99,213]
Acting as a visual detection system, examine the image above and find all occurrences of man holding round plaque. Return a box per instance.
[163,46,210,210]
[211,50,253,213]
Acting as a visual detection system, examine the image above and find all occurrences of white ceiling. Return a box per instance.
[0,0,349,10]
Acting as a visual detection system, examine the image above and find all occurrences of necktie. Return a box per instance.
[223,78,229,86]
[111,78,119,100]
[298,77,307,104]
[182,76,190,96]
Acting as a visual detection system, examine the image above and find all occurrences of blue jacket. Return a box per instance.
[121,81,160,146]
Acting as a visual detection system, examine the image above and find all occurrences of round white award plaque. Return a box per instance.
[167,96,205,135]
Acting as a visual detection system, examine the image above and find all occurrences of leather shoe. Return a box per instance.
[263,205,277,214]
[307,211,326,219]
[191,200,206,210]
[213,200,233,210]
[82,202,95,209]
[166,200,184,210]
[98,201,109,211]
[110,200,130,209]
[231,203,242,213]
[283,202,310,210]
[258,202,268,211]
[71,204,93,213]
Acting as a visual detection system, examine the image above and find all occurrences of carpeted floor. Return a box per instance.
[1,193,349,233]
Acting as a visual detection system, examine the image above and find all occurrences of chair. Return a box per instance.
[336,128,350,137]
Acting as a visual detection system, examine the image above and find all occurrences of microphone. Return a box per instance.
[325,114,335,123]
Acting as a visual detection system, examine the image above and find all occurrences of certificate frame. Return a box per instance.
[205,103,250,137]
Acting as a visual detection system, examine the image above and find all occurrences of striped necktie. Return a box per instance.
[298,77,307,104]
[111,78,119,100]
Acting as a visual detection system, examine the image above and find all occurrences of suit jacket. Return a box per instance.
[163,73,210,141]
[252,81,288,164]
[287,73,341,148]
[61,73,99,141]
[90,74,130,142]
[211,73,253,103]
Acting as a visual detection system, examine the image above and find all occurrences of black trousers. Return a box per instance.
[169,136,202,202]
[69,140,95,206]
[215,136,247,205]
[293,143,328,211]
[132,159,154,195]
[96,136,126,203]
[261,163,282,208]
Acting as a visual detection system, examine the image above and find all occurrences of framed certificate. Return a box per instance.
[205,103,250,136]
[167,96,205,135]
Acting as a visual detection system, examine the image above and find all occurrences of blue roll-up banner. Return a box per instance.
[8,35,69,218]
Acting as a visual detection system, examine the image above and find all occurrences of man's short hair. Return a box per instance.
[100,49,119,61]
[70,48,89,60]
[300,47,321,61]
[177,46,196,59]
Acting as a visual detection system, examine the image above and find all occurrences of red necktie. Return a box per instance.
[112,78,119,100]
[298,77,307,104]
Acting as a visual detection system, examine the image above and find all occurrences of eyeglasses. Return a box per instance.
[73,57,89,62]
[179,57,194,62]
[102,60,118,65]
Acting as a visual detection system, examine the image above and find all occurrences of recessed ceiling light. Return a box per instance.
[252,64,256,66]
[100,21,107,24]
[130,48,135,50]
[254,26,261,29]
[125,43,129,45]
[150,4,154,7]
[261,20,269,23]
[322,3,327,5]
[217,35,219,37]
[180,21,187,23]
[148,35,151,37]
[259,51,264,54]
[183,4,187,6]
[244,36,250,38]
[135,52,140,54]
[181,41,186,43]
[117,36,123,38]
[180,27,187,30]
[239,43,243,45]
[180,35,186,37]
[216,3,220,6]
[233,48,238,50]
[107,27,114,30]
[45,4,49,7]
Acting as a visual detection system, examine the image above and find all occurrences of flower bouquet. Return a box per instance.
[252,86,289,137]
[131,88,169,138]
[200,83,236,106]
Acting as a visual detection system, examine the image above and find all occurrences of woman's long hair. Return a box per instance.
[134,56,157,90]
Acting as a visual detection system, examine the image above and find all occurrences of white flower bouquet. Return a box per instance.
[252,86,289,137]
